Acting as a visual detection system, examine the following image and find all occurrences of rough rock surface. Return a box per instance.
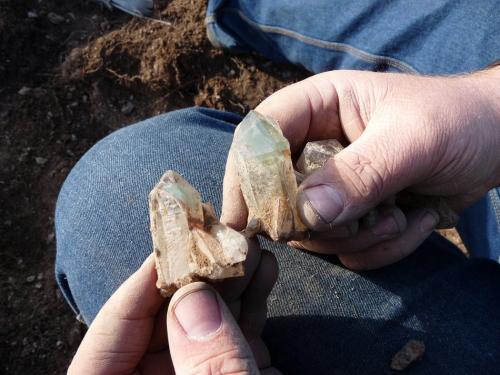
[149,171,248,297]
[232,111,307,241]
[390,339,426,371]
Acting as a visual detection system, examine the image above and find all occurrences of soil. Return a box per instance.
[0,0,463,373]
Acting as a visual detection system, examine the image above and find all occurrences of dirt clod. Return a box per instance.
[391,339,426,371]
[47,12,65,25]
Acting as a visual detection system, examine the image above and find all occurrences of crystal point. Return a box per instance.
[149,171,248,297]
[232,111,306,241]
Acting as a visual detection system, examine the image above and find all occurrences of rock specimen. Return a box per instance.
[296,139,344,176]
[149,171,248,297]
[232,110,307,241]
[390,339,426,371]
[296,139,458,229]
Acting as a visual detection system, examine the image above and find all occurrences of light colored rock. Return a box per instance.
[18,86,31,96]
[296,139,344,176]
[47,12,65,25]
[232,110,307,241]
[390,339,425,371]
[149,171,248,297]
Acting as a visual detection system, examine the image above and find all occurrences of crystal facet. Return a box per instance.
[149,170,248,297]
[232,111,307,241]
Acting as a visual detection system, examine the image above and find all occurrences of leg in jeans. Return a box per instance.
[206,0,500,261]
[56,108,500,374]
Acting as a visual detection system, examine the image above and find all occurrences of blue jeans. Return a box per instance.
[56,2,500,374]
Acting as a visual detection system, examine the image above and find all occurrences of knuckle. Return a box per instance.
[339,254,366,271]
[190,347,254,375]
[335,150,388,204]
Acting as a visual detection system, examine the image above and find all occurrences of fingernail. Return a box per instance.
[302,185,344,224]
[174,288,221,340]
[419,211,439,232]
[371,213,402,237]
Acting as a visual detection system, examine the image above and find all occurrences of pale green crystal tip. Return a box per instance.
[234,111,289,156]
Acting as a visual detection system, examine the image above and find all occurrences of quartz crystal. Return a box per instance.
[149,171,248,297]
[232,111,307,241]
[296,139,344,176]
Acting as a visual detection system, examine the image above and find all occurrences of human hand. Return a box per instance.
[68,242,279,374]
[222,68,500,270]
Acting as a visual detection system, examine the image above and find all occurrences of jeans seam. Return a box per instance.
[488,188,500,229]
[206,9,419,74]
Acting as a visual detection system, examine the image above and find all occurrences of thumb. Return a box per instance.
[167,282,259,375]
[297,124,426,229]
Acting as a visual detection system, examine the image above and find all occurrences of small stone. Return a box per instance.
[296,139,344,176]
[27,11,38,18]
[71,134,78,142]
[149,171,248,297]
[18,86,31,96]
[47,12,65,25]
[37,272,44,280]
[121,102,134,115]
[26,275,36,283]
[229,69,236,76]
[68,325,82,346]
[34,282,42,289]
[391,339,425,371]
[35,157,48,165]
[56,340,63,348]
[46,232,55,244]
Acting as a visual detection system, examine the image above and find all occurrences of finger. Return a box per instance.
[99,254,164,319]
[167,282,259,375]
[339,209,439,270]
[261,368,284,375]
[148,302,169,351]
[292,207,407,254]
[221,148,248,230]
[215,237,261,303]
[248,338,272,369]
[69,254,164,374]
[255,73,346,152]
[308,221,359,239]
[137,350,175,375]
[239,251,279,339]
[297,110,434,229]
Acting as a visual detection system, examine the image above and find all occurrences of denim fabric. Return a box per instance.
[206,0,500,262]
[206,0,500,74]
[56,108,500,374]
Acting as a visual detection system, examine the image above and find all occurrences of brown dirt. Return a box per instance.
[0,0,464,373]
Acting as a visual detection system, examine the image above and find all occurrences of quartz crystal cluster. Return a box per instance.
[231,111,307,241]
[149,171,248,297]
[148,112,458,297]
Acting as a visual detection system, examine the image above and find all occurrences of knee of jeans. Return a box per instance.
[55,267,81,318]
[54,107,238,320]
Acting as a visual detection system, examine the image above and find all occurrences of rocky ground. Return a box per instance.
[0,1,463,373]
